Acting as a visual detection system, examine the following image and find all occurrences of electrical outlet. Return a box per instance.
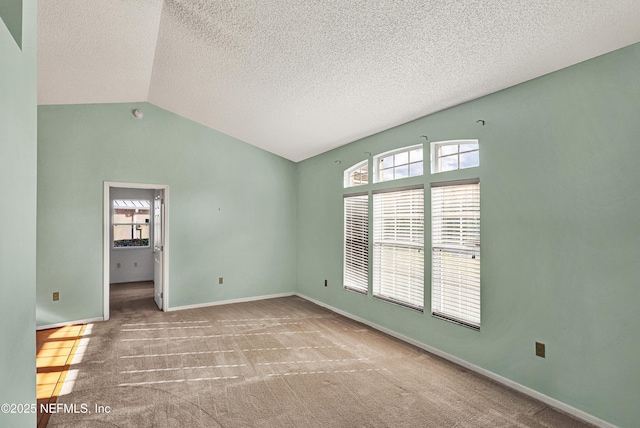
[53,292,60,301]
[219,277,224,285]
[535,342,545,358]
[324,279,328,287]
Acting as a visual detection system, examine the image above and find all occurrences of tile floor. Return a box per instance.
[36,324,86,428]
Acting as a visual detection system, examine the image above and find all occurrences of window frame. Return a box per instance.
[112,199,151,249]
[373,144,424,183]
[344,160,369,188]
[430,140,479,174]
[430,179,481,329]
[372,185,425,311]
[343,192,369,295]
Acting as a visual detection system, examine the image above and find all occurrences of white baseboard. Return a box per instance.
[37,317,104,331]
[295,293,614,428]
[167,292,296,312]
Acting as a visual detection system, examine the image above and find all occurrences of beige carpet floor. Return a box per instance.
[47,282,592,427]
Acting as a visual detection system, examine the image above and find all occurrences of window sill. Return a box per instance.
[373,295,424,313]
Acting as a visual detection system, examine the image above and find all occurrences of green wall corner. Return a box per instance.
[0,0,23,49]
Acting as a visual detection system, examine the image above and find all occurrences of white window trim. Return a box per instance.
[373,144,424,183]
[430,139,479,174]
[344,160,369,188]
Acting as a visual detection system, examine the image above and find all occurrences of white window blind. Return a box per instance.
[431,180,480,329]
[344,194,369,294]
[373,186,424,310]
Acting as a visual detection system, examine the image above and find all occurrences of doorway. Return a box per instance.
[103,181,169,320]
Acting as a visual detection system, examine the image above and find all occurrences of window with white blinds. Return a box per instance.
[344,194,369,294]
[431,180,480,329]
[373,186,424,310]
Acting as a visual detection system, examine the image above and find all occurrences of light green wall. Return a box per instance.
[296,43,640,427]
[35,39,639,426]
[0,0,23,49]
[37,103,298,324]
[0,0,36,426]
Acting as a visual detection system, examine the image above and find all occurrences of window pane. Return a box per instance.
[133,210,150,223]
[440,144,458,156]
[380,155,394,169]
[395,164,409,178]
[382,168,394,181]
[114,224,149,247]
[350,167,368,186]
[410,149,423,162]
[375,145,423,183]
[113,200,150,224]
[358,165,368,183]
[409,162,423,177]
[460,151,479,169]
[113,208,150,224]
[395,151,408,166]
[459,143,478,152]
[431,141,479,174]
[439,155,458,172]
[345,161,368,188]
[113,211,131,223]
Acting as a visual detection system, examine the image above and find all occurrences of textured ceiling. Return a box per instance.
[38,1,640,162]
[38,0,163,104]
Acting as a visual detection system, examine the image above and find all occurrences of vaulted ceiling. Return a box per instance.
[38,1,640,162]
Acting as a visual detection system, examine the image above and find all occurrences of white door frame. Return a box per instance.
[103,181,170,320]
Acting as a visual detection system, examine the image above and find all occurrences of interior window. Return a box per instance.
[113,199,150,247]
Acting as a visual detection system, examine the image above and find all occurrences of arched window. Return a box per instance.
[373,144,423,183]
[344,160,369,188]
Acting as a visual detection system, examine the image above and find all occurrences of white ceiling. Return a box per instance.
[38,0,640,162]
